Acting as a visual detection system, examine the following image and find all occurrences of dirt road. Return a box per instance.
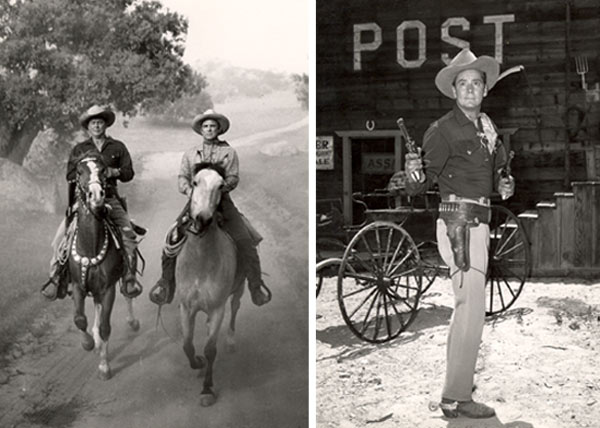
[0,124,308,428]
[317,276,600,428]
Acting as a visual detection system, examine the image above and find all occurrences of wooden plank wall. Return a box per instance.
[316,0,600,212]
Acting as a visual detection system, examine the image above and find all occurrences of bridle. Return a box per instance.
[75,156,107,221]
[72,156,110,288]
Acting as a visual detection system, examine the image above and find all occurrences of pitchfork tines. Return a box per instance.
[575,55,589,90]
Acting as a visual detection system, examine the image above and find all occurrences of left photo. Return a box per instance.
[0,1,308,427]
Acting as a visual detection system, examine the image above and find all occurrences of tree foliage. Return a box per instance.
[292,73,308,111]
[0,0,205,163]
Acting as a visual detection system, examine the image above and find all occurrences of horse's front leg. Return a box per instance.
[201,306,226,407]
[226,283,244,353]
[73,286,94,351]
[180,303,206,371]
[125,296,140,332]
[93,285,116,380]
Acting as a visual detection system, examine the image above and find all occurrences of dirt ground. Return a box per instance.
[0,114,308,428]
[316,275,600,428]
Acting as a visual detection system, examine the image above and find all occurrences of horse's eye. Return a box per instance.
[192,181,197,187]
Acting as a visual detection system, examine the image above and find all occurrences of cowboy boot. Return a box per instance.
[149,252,177,305]
[238,239,271,306]
[121,250,143,298]
[41,260,70,300]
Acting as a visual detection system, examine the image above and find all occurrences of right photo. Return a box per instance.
[316,1,600,426]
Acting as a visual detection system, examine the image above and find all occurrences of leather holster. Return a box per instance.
[439,201,491,271]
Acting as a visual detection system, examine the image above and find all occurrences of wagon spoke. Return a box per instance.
[372,292,383,341]
[389,266,420,280]
[383,227,394,269]
[359,234,380,273]
[343,271,376,283]
[387,246,418,277]
[382,292,392,339]
[341,280,376,299]
[358,290,379,335]
[348,286,379,321]
[494,240,524,259]
[385,234,407,275]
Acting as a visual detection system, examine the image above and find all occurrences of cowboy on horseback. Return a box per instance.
[149,109,272,307]
[41,105,143,300]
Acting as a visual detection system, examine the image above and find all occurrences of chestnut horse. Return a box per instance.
[70,153,139,380]
[176,163,245,406]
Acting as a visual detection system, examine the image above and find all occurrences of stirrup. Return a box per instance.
[149,279,173,305]
[250,282,272,306]
[121,278,143,299]
[41,278,59,301]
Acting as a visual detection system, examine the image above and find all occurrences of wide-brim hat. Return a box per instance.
[191,109,230,135]
[79,105,116,129]
[435,48,500,99]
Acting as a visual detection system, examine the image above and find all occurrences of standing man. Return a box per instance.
[41,105,142,300]
[405,49,515,419]
[149,109,271,307]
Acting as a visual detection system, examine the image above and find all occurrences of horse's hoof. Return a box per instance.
[128,319,140,332]
[97,368,112,381]
[190,355,207,370]
[200,392,216,407]
[81,335,94,351]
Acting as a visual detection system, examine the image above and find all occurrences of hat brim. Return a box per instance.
[435,56,500,99]
[80,111,116,129]
[192,113,230,135]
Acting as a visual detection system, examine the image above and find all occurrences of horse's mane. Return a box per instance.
[192,162,226,179]
[73,150,106,167]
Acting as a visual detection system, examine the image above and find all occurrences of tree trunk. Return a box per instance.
[0,121,42,166]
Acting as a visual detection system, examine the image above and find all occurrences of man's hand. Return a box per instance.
[405,153,425,184]
[498,176,515,200]
[106,167,120,178]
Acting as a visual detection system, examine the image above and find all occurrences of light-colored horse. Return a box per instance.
[70,154,139,380]
[176,163,245,407]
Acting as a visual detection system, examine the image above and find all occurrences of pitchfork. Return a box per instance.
[575,55,589,90]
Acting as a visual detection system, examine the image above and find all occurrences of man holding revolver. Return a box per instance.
[405,48,515,419]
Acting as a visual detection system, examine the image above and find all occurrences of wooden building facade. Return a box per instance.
[316,0,600,276]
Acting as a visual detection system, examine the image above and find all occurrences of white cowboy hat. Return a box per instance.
[191,109,230,135]
[79,105,116,129]
[435,48,500,99]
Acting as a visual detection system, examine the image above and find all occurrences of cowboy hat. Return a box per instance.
[435,48,500,99]
[79,105,116,129]
[191,109,230,135]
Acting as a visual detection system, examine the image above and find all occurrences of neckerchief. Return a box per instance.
[476,113,497,154]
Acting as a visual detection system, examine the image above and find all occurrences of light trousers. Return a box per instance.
[436,218,489,401]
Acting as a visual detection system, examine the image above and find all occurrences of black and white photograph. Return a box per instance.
[0,1,308,427]
[316,1,600,426]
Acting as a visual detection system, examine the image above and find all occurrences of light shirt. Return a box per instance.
[178,139,240,196]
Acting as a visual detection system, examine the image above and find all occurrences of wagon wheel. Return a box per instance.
[337,221,423,343]
[316,258,357,297]
[316,238,348,297]
[486,205,531,316]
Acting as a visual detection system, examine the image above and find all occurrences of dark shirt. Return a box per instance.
[66,137,134,194]
[406,104,508,199]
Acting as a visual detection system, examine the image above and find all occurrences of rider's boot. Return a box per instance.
[149,251,177,305]
[238,238,271,306]
[121,249,143,298]
[41,271,62,301]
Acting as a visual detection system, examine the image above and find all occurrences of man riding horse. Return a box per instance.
[41,105,143,300]
[149,109,272,307]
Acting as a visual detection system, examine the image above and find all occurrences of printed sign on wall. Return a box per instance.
[362,153,395,174]
[317,136,334,170]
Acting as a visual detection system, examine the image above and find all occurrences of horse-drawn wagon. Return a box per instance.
[317,160,531,344]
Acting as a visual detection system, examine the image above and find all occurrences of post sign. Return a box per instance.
[362,153,395,174]
[317,136,334,170]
